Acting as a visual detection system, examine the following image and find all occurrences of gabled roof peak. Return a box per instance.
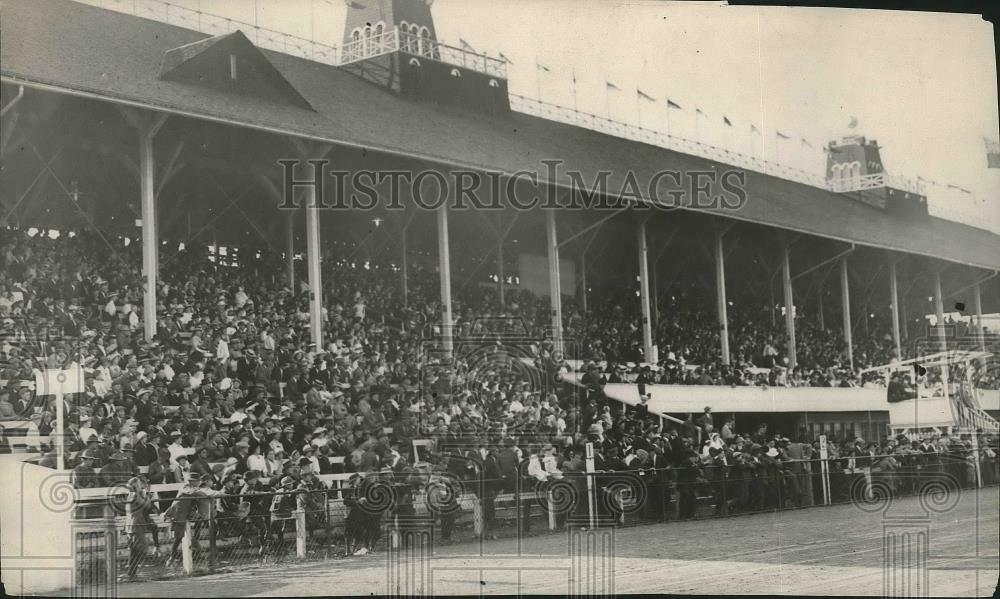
[160,30,313,111]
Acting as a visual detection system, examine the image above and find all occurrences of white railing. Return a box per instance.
[510,94,830,189]
[75,0,343,64]
[396,30,507,78]
[72,0,506,78]
[509,94,936,198]
[826,172,925,195]
[339,27,400,66]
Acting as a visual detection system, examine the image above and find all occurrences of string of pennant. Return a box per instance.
[554,65,987,198]
[494,43,988,201]
[618,82,825,148]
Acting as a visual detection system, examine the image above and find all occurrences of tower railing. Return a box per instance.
[339,27,400,65]
[827,173,926,195]
[396,30,508,78]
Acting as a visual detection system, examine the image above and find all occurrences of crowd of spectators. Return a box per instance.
[0,226,997,567]
[0,227,993,461]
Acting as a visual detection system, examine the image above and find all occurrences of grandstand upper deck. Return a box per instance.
[1,0,998,271]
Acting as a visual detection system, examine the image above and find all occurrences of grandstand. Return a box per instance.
[1,0,998,596]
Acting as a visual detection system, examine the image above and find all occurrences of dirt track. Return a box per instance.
[107,486,999,596]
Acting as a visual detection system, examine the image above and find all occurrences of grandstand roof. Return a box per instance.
[2,0,998,271]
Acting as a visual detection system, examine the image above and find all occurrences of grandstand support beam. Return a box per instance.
[933,269,949,395]
[287,210,296,291]
[792,244,855,281]
[841,257,853,370]
[558,206,627,248]
[889,257,902,361]
[119,107,168,341]
[637,218,654,362]
[438,204,454,355]
[287,138,332,352]
[782,242,797,369]
[933,270,947,352]
[973,281,985,352]
[401,210,416,308]
[714,223,734,365]
[546,209,564,354]
[305,192,323,350]
[257,174,298,291]
[495,213,520,306]
[497,240,505,305]
[579,223,611,314]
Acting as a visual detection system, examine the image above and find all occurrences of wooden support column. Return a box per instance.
[841,256,853,370]
[782,241,797,369]
[714,224,732,365]
[973,281,985,352]
[286,139,332,352]
[119,108,169,342]
[438,204,454,354]
[546,210,564,353]
[889,257,901,360]
[638,218,654,362]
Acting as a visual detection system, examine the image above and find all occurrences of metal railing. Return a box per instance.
[396,30,507,78]
[827,172,925,195]
[75,0,343,64]
[71,0,942,212]
[71,0,506,79]
[509,94,936,197]
[509,94,830,189]
[339,27,399,66]
[68,448,999,584]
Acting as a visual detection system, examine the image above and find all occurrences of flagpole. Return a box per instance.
[637,93,642,130]
[605,86,611,120]
[535,55,542,102]
[572,68,578,113]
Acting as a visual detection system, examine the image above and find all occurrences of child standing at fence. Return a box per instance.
[124,475,160,579]
[164,473,206,568]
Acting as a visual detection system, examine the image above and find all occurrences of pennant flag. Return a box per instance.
[606,81,620,91]
[637,88,656,102]
[459,38,477,53]
[750,123,759,134]
[695,107,705,115]
[801,138,813,148]
[986,137,1000,168]
[536,62,550,72]
[946,183,972,194]
[723,116,732,127]
[848,116,858,129]
[666,99,682,110]
[498,51,513,64]
[776,130,791,140]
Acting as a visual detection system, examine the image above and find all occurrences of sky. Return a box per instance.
[100,0,1000,232]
